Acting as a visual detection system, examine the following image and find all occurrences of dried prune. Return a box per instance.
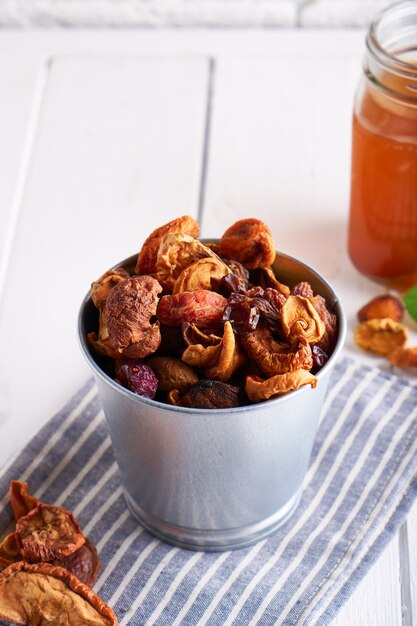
[157,290,227,327]
[116,360,158,399]
[187,380,242,409]
[148,356,198,392]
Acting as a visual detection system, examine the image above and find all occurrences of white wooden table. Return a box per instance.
[0,29,416,625]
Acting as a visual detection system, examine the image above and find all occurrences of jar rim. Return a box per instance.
[367,0,417,77]
[365,0,417,101]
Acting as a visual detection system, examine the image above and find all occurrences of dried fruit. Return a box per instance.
[52,538,101,587]
[0,561,117,625]
[91,268,130,309]
[357,294,405,322]
[281,295,325,344]
[245,370,318,402]
[115,360,158,399]
[187,380,242,409]
[241,327,313,377]
[9,481,39,521]
[291,281,314,298]
[205,322,247,381]
[387,346,417,369]
[105,275,162,358]
[223,290,285,335]
[0,533,20,572]
[148,356,198,392]
[157,290,227,327]
[182,323,222,348]
[153,233,220,292]
[136,215,199,275]
[173,257,230,294]
[219,219,275,269]
[255,267,290,297]
[16,504,85,562]
[311,345,329,371]
[310,295,338,353]
[354,318,408,356]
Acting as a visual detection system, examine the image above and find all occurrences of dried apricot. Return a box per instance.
[219,219,275,269]
[354,318,408,356]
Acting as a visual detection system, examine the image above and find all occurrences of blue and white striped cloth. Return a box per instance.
[1,354,417,625]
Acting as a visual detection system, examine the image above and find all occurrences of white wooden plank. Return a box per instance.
[202,54,404,626]
[331,539,402,626]
[405,502,417,625]
[0,55,209,466]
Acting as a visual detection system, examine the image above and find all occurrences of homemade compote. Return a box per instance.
[348,1,417,291]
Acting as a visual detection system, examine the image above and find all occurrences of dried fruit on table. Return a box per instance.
[157,290,227,327]
[136,214,200,275]
[148,356,198,392]
[9,481,39,521]
[387,346,417,369]
[115,360,158,399]
[241,327,313,377]
[187,380,242,409]
[281,295,325,344]
[357,294,405,322]
[354,318,408,356]
[153,233,221,292]
[0,561,117,625]
[173,256,231,294]
[52,538,101,587]
[105,275,162,358]
[16,503,85,562]
[219,219,276,269]
[245,369,318,402]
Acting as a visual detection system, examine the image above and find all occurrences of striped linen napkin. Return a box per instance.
[1,354,417,626]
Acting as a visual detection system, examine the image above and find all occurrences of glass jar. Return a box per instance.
[348,0,417,291]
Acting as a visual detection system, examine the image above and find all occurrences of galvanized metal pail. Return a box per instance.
[78,251,346,551]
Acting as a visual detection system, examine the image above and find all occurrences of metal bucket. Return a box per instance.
[78,251,346,551]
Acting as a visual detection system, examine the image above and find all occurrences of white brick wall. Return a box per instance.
[0,0,397,27]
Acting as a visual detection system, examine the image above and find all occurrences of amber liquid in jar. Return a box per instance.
[348,1,417,291]
[348,79,417,291]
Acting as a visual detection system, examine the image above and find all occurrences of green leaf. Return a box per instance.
[403,285,417,323]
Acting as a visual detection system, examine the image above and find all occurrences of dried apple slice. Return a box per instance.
[0,561,117,625]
